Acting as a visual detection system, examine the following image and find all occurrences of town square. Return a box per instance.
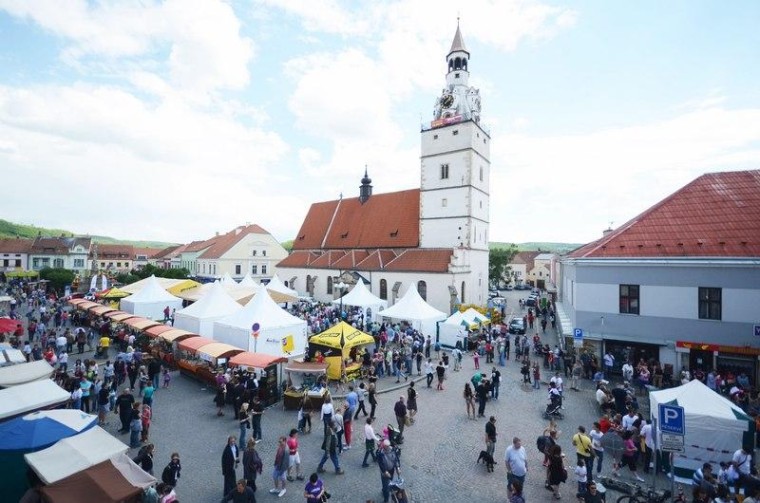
[1,2,759,503]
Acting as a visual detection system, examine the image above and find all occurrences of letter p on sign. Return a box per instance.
[658,404,685,435]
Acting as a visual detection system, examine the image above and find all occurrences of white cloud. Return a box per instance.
[491,104,760,243]
[0,0,254,96]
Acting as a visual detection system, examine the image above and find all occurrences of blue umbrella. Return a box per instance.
[0,409,97,451]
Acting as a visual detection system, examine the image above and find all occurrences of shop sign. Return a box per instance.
[676,340,760,356]
[754,325,760,337]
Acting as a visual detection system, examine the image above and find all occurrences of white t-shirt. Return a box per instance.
[640,423,654,449]
[550,376,563,392]
[574,464,587,483]
[733,449,751,475]
[590,429,604,452]
[603,354,614,367]
[621,414,637,431]
[364,423,376,441]
[505,445,527,477]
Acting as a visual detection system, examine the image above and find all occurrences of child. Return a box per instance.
[141,403,152,443]
[297,403,312,434]
[574,459,588,497]
[162,368,171,388]
[473,351,480,370]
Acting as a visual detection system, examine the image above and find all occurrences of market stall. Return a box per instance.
[0,360,54,387]
[150,329,197,367]
[282,361,329,411]
[106,312,135,323]
[88,305,116,317]
[229,352,288,407]
[308,321,374,381]
[0,380,70,421]
[120,275,183,320]
[122,317,160,331]
[173,281,241,337]
[175,336,217,384]
[75,301,100,311]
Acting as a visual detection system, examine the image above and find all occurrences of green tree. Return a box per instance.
[132,264,190,280]
[39,267,76,293]
[489,245,518,288]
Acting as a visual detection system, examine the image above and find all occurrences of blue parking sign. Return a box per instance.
[659,404,685,435]
[573,328,583,340]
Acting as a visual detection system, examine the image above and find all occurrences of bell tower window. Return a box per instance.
[440,164,449,179]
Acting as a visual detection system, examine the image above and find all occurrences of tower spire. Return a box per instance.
[359,165,373,204]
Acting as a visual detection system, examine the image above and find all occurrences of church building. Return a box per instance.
[277,25,491,315]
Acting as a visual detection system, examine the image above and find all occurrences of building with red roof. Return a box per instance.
[559,170,760,383]
[277,25,491,315]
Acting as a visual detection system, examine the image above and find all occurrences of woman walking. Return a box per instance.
[463,383,475,419]
[238,403,251,450]
[368,383,378,419]
[242,438,263,492]
[547,444,566,500]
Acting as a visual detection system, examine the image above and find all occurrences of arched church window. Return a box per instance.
[327,276,333,295]
[448,60,454,72]
[463,58,468,71]
[418,281,427,301]
[461,281,466,304]
[379,279,387,300]
[454,57,462,70]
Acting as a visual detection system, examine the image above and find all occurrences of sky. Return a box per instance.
[1,0,759,246]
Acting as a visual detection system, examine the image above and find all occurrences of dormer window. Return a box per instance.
[252,250,257,256]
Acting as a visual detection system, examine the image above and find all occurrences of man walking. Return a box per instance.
[393,396,407,440]
[485,416,497,458]
[424,359,434,388]
[377,439,400,503]
[505,437,527,497]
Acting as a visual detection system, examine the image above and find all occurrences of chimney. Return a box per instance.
[602,227,613,237]
[359,166,373,204]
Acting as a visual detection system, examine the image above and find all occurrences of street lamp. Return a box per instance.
[337,281,347,320]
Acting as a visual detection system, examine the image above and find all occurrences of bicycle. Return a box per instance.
[597,475,683,503]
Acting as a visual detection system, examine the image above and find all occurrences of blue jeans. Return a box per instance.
[491,383,500,399]
[533,378,540,389]
[239,424,247,450]
[592,449,604,474]
[381,474,391,503]
[318,450,340,471]
[130,428,141,448]
[152,373,160,390]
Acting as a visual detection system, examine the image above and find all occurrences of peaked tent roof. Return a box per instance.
[239,273,258,288]
[0,359,54,387]
[24,426,129,484]
[175,281,241,319]
[121,275,181,303]
[266,275,298,298]
[461,307,490,324]
[0,409,97,451]
[649,378,751,422]
[119,276,199,296]
[221,272,237,286]
[0,380,70,420]
[379,283,447,322]
[215,286,305,331]
[569,170,760,258]
[331,280,387,309]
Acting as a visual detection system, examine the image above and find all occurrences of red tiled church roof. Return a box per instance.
[277,250,320,268]
[384,249,453,273]
[569,170,760,258]
[292,189,420,250]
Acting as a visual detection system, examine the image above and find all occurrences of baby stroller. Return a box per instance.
[389,477,410,503]
[386,423,404,446]
[543,393,564,420]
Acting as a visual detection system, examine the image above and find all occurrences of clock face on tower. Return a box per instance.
[441,93,454,108]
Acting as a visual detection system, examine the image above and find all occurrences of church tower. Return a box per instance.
[419,23,490,305]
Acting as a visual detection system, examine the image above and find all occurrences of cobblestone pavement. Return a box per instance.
[109,348,635,503]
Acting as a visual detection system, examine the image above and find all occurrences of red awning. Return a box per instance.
[229,352,287,369]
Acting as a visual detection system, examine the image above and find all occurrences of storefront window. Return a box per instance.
[604,340,660,375]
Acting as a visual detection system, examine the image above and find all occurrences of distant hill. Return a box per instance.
[490,242,583,255]
[0,219,177,249]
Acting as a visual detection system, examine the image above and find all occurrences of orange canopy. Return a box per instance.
[229,352,287,369]
[196,343,243,360]
[108,313,135,322]
[76,301,99,311]
[89,306,115,316]
[143,325,173,338]
[123,318,160,330]
[159,329,196,343]
[68,298,87,305]
[177,336,215,354]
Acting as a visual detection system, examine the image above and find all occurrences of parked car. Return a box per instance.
[505,285,514,291]
[488,290,499,298]
[524,297,537,307]
[508,318,526,335]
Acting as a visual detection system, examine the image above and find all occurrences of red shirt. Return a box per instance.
[286,436,298,455]
[599,417,611,433]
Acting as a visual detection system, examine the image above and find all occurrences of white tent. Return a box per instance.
[213,287,308,358]
[649,379,754,479]
[461,307,490,325]
[331,280,387,323]
[173,281,241,337]
[24,426,129,484]
[266,274,298,298]
[438,311,472,348]
[0,360,54,387]
[1,348,27,366]
[0,380,70,420]
[239,273,258,288]
[379,283,447,338]
[120,275,183,320]
[119,276,192,295]
[221,272,237,286]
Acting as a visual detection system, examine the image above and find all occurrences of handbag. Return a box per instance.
[320,491,331,502]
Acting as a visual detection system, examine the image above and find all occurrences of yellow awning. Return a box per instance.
[309,321,374,350]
